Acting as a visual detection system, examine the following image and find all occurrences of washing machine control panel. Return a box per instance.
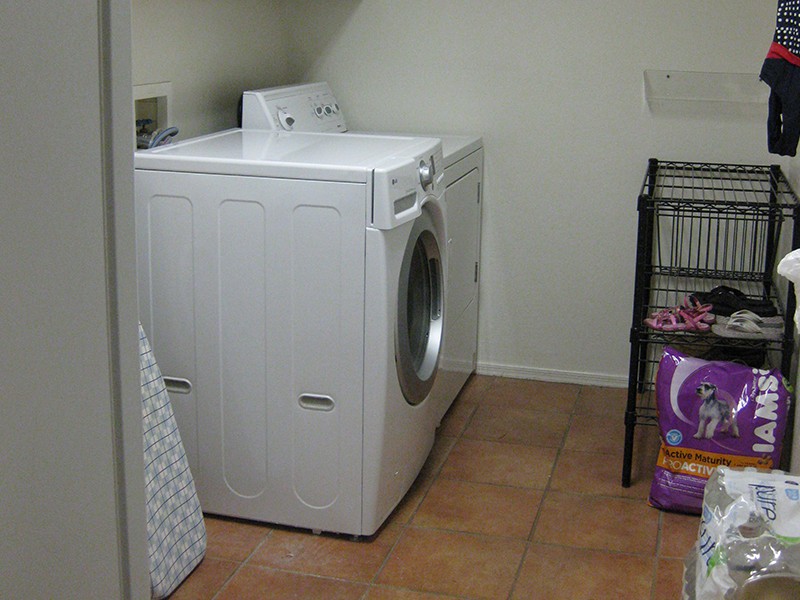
[373,142,444,231]
[242,82,347,133]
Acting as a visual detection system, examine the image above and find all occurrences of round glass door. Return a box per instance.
[396,210,443,405]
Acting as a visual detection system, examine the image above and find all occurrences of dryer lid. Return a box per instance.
[134,129,441,184]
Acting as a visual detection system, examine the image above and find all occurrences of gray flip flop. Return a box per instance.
[711,315,782,340]
[715,310,783,328]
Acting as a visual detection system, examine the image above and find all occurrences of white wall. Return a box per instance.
[0,1,147,597]
[129,0,800,387]
[132,0,290,138]
[287,0,789,384]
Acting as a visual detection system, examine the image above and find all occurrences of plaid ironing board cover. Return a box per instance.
[139,323,206,598]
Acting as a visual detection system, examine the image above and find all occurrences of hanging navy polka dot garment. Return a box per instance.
[775,0,800,55]
[761,0,800,156]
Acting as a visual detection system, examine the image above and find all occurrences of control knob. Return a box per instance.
[418,157,435,190]
[277,109,295,130]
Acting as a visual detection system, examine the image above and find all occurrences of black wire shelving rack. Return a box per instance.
[623,158,800,487]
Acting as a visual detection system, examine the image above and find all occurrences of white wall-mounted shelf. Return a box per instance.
[644,70,767,110]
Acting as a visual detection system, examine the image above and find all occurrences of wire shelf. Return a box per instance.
[623,159,799,487]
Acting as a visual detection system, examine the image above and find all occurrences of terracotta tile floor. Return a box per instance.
[169,376,700,600]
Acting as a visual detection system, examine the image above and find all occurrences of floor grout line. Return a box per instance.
[210,527,274,600]
[650,511,666,600]
[506,385,582,599]
[368,383,477,595]
[525,385,580,544]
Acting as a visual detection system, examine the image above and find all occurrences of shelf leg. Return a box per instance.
[622,408,636,488]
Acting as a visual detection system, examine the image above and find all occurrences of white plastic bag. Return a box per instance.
[777,249,800,331]
[683,467,800,599]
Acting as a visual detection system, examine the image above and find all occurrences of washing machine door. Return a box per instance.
[396,208,443,405]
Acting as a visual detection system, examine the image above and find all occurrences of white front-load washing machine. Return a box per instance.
[135,128,445,536]
[241,83,483,425]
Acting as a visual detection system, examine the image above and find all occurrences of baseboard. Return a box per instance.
[475,361,627,388]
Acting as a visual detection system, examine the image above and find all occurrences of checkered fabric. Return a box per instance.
[139,323,206,599]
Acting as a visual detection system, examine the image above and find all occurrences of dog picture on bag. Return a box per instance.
[693,382,740,440]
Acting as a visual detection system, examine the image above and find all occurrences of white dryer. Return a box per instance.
[135,129,445,536]
[242,83,483,425]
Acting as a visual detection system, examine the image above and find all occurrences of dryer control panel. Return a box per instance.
[242,82,347,133]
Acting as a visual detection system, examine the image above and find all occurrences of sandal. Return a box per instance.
[691,286,777,317]
[682,295,715,323]
[644,307,711,332]
[715,310,783,328]
[711,314,782,340]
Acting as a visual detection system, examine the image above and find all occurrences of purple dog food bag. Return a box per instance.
[649,346,791,514]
